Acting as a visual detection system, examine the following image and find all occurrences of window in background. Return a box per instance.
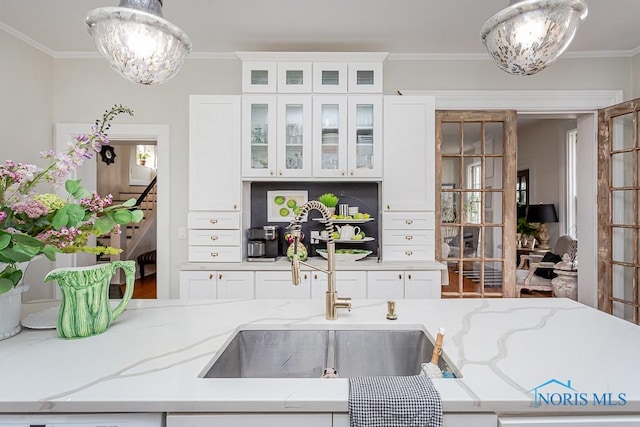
[565,129,578,236]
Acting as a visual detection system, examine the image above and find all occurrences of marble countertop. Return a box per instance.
[3,298,640,416]
[181,257,446,271]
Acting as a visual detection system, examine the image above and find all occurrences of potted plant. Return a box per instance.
[317,193,339,216]
[517,217,538,248]
[0,104,143,339]
[137,151,150,166]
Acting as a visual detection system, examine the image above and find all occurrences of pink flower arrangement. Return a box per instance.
[0,105,143,295]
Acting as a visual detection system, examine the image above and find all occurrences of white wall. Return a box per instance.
[2,30,639,298]
[633,52,640,99]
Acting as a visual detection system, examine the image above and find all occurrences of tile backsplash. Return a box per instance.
[250,182,380,257]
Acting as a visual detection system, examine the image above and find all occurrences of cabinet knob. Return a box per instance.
[210,252,219,258]
[408,274,412,280]
[405,219,413,225]
[270,170,274,175]
[350,170,354,176]
[210,235,219,241]
[209,274,214,280]
[209,219,218,224]
[233,203,238,210]
[341,170,345,176]
[303,274,308,280]
[279,170,283,176]
[405,235,413,240]
[218,273,223,280]
[398,274,402,279]
[387,204,390,210]
[405,250,413,256]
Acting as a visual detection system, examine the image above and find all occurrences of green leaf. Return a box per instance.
[52,207,70,230]
[72,186,91,200]
[43,245,58,261]
[65,204,86,226]
[5,269,23,286]
[122,198,137,207]
[65,179,81,195]
[113,210,133,224]
[11,233,44,248]
[130,210,144,223]
[0,279,13,295]
[94,215,116,235]
[0,247,34,263]
[13,244,41,259]
[0,233,10,250]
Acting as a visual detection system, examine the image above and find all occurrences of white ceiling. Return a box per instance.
[1,0,639,58]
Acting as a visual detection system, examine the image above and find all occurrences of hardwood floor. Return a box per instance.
[442,267,551,298]
[121,273,157,299]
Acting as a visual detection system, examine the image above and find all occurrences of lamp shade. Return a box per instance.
[527,203,558,223]
[480,0,588,75]
[86,0,192,85]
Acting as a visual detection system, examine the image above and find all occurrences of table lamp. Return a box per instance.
[526,203,558,250]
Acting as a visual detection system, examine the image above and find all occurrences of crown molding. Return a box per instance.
[0,21,56,57]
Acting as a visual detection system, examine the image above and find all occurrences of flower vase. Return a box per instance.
[0,261,31,340]
[44,261,135,339]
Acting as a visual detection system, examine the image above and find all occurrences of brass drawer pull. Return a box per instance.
[209,219,218,224]
[210,236,219,241]
[209,274,214,280]
[405,235,413,240]
[405,250,413,256]
[405,219,413,225]
[210,252,219,257]
[279,170,283,176]
[218,273,223,280]
[270,170,274,175]
[408,274,412,280]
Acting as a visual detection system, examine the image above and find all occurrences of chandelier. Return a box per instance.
[480,0,588,75]
[86,0,192,85]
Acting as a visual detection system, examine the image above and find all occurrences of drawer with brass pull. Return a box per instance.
[382,212,434,230]
[188,246,241,263]
[382,229,433,246]
[187,211,240,229]
[188,229,241,246]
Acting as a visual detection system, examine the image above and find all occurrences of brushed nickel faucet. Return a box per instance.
[289,200,351,320]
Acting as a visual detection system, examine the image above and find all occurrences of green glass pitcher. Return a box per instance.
[44,261,135,339]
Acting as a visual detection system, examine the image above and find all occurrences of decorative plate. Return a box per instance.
[316,249,372,262]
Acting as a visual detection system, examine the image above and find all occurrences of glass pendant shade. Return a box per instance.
[86,0,192,85]
[480,0,588,75]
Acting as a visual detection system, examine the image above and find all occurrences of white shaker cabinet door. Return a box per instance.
[179,271,217,299]
[255,271,311,299]
[382,95,435,211]
[366,271,404,299]
[404,270,441,299]
[189,95,241,211]
[168,413,332,427]
[499,415,640,426]
[217,271,255,299]
[310,271,367,299]
[334,413,497,427]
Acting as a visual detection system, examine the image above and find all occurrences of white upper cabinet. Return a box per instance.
[242,61,277,93]
[312,95,348,177]
[382,95,436,211]
[348,61,383,93]
[277,62,312,93]
[348,95,383,178]
[313,62,348,93]
[276,95,313,177]
[189,95,241,211]
[241,95,277,178]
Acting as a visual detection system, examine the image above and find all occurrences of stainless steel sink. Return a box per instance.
[202,328,457,378]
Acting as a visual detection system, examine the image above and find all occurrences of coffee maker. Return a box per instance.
[247,225,282,261]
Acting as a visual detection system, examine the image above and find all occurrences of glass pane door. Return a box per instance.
[250,103,269,170]
[355,104,374,170]
[598,100,640,324]
[284,104,304,171]
[321,104,340,170]
[437,111,517,298]
[313,96,347,177]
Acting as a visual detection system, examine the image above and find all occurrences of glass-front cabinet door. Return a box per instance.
[242,95,277,177]
[276,95,312,177]
[348,95,382,177]
[313,96,348,177]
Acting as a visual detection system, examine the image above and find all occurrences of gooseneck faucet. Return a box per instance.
[289,200,351,320]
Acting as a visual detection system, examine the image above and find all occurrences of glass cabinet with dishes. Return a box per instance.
[347,95,382,177]
[242,95,277,177]
[312,96,348,177]
[276,95,312,177]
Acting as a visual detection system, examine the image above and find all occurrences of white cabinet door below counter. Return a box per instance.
[366,271,404,299]
[255,271,311,299]
[310,271,367,299]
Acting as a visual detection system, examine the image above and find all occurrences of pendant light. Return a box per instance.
[480,0,588,75]
[86,0,192,85]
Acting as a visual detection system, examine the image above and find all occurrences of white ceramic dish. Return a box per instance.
[316,249,372,261]
[21,306,59,330]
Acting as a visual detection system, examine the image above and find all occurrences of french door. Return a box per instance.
[598,99,640,324]
[436,111,517,298]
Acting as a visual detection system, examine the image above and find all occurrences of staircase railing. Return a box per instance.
[108,177,158,262]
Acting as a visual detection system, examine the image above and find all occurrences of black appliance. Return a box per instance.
[247,225,282,261]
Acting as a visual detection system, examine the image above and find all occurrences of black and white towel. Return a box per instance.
[348,375,443,427]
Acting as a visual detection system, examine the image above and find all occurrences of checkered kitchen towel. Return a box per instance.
[348,375,442,427]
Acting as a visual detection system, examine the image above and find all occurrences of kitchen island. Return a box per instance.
[2,298,640,425]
